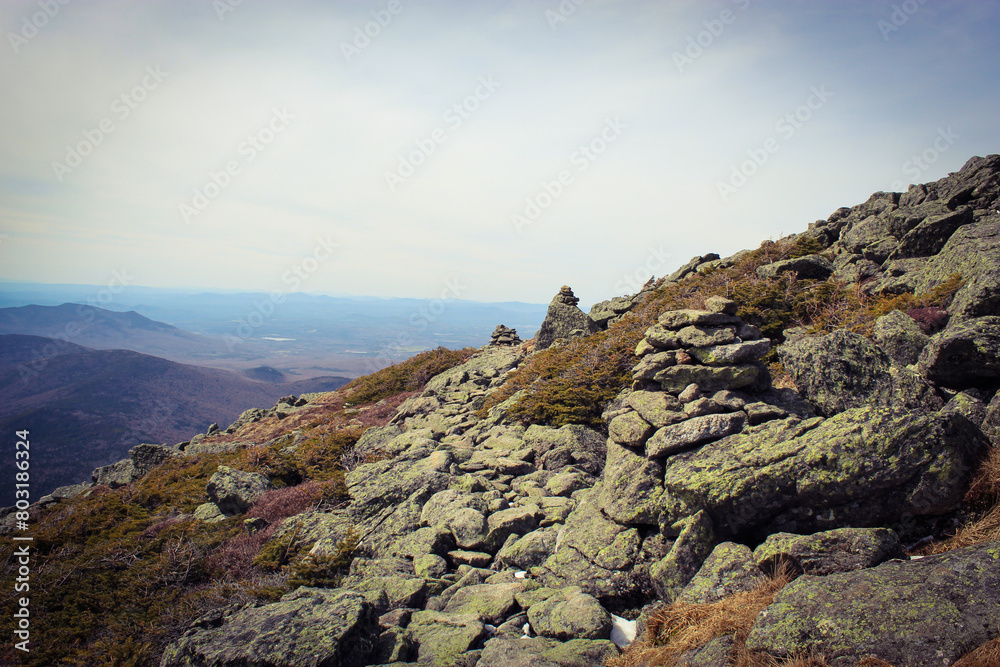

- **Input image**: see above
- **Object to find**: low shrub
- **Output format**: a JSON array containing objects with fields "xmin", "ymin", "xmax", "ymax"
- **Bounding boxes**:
[{"xmin": 343, "ymin": 346, "xmax": 477, "ymax": 405}]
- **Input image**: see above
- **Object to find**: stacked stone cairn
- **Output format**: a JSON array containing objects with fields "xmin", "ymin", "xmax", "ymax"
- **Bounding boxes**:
[
  {"xmin": 489, "ymin": 324, "xmax": 522, "ymax": 347},
  {"xmin": 608, "ymin": 296, "xmax": 787, "ymax": 458},
  {"xmin": 555, "ymin": 285, "xmax": 580, "ymax": 306}
]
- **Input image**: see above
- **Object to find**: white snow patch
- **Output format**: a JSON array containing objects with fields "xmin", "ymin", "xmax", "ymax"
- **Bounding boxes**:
[
  {"xmin": 514, "ymin": 570, "xmax": 527, "ymax": 579},
  {"xmin": 610, "ymin": 614, "xmax": 637, "ymax": 648}
]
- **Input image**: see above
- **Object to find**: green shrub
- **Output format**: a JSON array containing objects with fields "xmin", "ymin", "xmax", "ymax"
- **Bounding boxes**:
[{"xmin": 343, "ymin": 346, "xmax": 476, "ymax": 404}]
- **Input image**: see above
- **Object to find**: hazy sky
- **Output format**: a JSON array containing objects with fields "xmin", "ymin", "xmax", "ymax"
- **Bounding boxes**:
[{"xmin": 1, "ymin": 0, "xmax": 998, "ymax": 306}]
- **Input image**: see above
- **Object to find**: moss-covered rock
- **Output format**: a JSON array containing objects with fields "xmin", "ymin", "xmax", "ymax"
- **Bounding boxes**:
[
  {"xmin": 159, "ymin": 588, "xmax": 377, "ymax": 667},
  {"xmin": 404, "ymin": 610, "xmax": 488, "ymax": 667},
  {"xmin": 526, "ymin": 586, "xmax": 612, "ymax": 641},
  {"xmin": 659, "ymin": 407, "xmax": 988, "ymax": 541},
  {"xmin": 746, "ymin": 540, "xmax": 1000, "ymax": 666},
  {"xmin": 677, "ymin": 541, "xmax": 763, "ymax": 605},
  {"xmin": 752, "ymin": 527, "xmax": 905, "ymax": 576},
  {"xmin": 476, "ymin": 636, "xmax": 618, "ymax": 667}
]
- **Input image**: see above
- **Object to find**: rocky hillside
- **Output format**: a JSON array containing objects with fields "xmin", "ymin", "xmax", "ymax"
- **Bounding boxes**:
[{"xmin": 3, "ymin": 155, "xmax": 1000, "ymax": 666}]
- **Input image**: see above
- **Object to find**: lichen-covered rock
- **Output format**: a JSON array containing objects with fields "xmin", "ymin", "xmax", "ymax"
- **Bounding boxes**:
[
  {"xmin": 496, "ymin": 528, "xmax": 557, "ymax": 569},
  {"xmin": 159, "ymin": 588, "xmax": 377, "ymax": 667},
  {"xmin": 404, "ymin": 610, "xmax": 488, "ymax": 667},
  {"xmin": 756, "ymin": 254, "xmax": 834, "ymax": 280},
  {"xmin": 779, "ymin": 329, "xmax": 941, "ymax": 416},
  {"xmin": 752, "ymin": 527, "xmax": 905, "ymax": 576},
  {"xmin": 476, "ymin": 636, "xmax": 618, "ymax": 667},
  {"xmin": 523, "ymin": 424, "xmax": 607, "ymax": 475},
  {"xmin": 659, "ymin": 407, "xmax": 988, "ymax": 540},
  {"xmin": 917, "ymin": 315, "xmax": 1000, "ymax": 388},
  {"xmin": 650, "ymin": 510, "xmax": 716, "ymax": 601},
  {"xmin": 535, "ymin": 487, "xmax": 644, "ymax": 604},
  {"xmin": 657, "ymin": 309, "xmax": 741, "ymax": 329},
  {"xmin": 627, "ymin": 390, "xmax": 684, "ymax": 427},
  {"xmin": 535, "ymin": 286, "xmax": 599, "ymax": 351},
  {"xmin": 598, "ymin": 440, "xmax": 664, "ymax": 525},
  {"xmin": 443, "ymin": 583, "xmax": 525, "ymax": 624},
  {"xmin": 983, "ymin": 391, "xmax": 1000, "ymax": 446},
  {"xmin": 677, "ymin": 541, "xmax": 764, "ymax": 605},
  {"xmin": 689, "ymin": 339, "xmax": 771, "ymax": 366},
  {"xmin": 608, "ymin": 411, "xmax": 654, "ymax": 447},
  {"xmin": 872, "ymin": 310, "xmax": 930, "ymax": 366},
  {"xmin": 655, "ymin": 364, "xmax": 759, "ymax": 394},
  {"xmin": 206, "ymin": 466, "xmax": 273, "ymax": 516},
  {"xmin": 527, "ymin": 586, "xmax": 612, "ymax": 641},
  {"xmin": 746, "ymin": 541, "xmax": 1000, "ymax": 666},
  {"xmin": 646, "ymin": 412, "xmax": 747, "ymax": 458}
]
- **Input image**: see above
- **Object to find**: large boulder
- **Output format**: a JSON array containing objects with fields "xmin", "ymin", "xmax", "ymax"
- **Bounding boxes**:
[
  {"xmin": 523, "ymin": 424, "xmax": 606, "ymax": 476},
  {"xmin": 913, "ymin": 216, "xmax": 1000, "ymax": 321},
  {"xmin": 160, "ymin": 588, "xmax": 377, "ymax": 667},
  {"xmin": 872, "ymin": 310, "xmax": 930, "ymax": 366},
  {"xmin": 779, "ymin": 329, "xmax": 941, "ymax": 416},
  {"xmin": 752, "ymin": 527, "xmax": 906, "ymax": 576},
  {"xmin": 659, "ymin": 407, "xmax": 988, "ymax": 541},
  {"xmin": 527, "ymin": 586, "xmax": 612, "ymax": 641},
  {"xmin": 535, "ymin": 286, "xmax": 599, "ymax": 351},
  {"xmin": 746, "ymin": 541, "xmax": 1000, "ymax": 666},
  {"xmin": 756, "ymin": 254, "xmax": 834, "ymax": 280},
  {"xmin": 676, "ymin": 541, "xmax": 764, "ymax": 605},
  {"xmin": 206, "ymin": 466, "xmax": 273, "ymax": 516},
  {"xmin": 534, "ymin": 487, "xmax": 644, "ymax": 605},
  {"xmin": 917, "ymin": 316, "xmax": 1000, "ymax": 388},
  {"xmin": 476, "ymin": 636, "xmax": 618, "ymax": 667},
  {"xmin": 404, "ymin": 610, "xmax": 488, "ymax": 667}
]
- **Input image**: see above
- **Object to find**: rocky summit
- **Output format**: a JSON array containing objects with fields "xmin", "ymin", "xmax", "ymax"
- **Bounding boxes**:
[{"xmin": 7, "ymin": 155, "xmax": 1000, "ymax": 667}]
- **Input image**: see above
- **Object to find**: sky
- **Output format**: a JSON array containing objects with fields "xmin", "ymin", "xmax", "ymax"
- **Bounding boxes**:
[{"xmin": 1, "ymin": 0, "xmax": 998, "ymax": 306}]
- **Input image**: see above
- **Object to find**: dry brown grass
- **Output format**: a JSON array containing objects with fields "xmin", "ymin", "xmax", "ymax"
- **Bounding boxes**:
[
  {"xmin": 952, "ymin": 637, "xmax": 1000, "ymax": 667},
  {"xmin": 607, "ymin": 566, "xmax": 793, "ymax": 667}
]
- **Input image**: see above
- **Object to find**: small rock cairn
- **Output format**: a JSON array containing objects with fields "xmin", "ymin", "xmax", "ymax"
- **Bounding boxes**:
[
  {"xmin": 608, "ymin": 296, "xmax": 785, "ymax": 457},
  {"xmin": 489, "ymin": 324, "xmax": 522, "ymax": 347},
  {"xmin": 555, "ymin": 285, "xmax": 580, "ymax": 306}
]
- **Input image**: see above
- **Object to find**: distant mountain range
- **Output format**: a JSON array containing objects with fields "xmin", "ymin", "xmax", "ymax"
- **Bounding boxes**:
[{"xmin": 0, "ymin": 333, "xmax": 349, "ymax": 501}]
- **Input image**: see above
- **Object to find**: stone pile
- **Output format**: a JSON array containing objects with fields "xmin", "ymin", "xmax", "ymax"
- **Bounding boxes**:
[
  {"xmin": 607, "ymin": 296, "xmax": 784, "ymax": 462},
  {"xmin": 534, "ymin": 286, "xmax": 599, "ymax": 351},
  {"xmin": 488, "ymin": 325, "xmax": 521, "ymax": 347}
]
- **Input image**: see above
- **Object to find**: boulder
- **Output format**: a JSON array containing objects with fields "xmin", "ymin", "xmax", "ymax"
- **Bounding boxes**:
[
  {"xmin": 752, "ymin": 527, "xmax": 906, "ymax": 576},
  {"xmin": 666, "ymin": 254, "xmax": 720, "ymax": 282},
  {"xmin": 649, "ymin": 511, "xmax": 716, "ymax": 601},
  {"xmin": 655, "ymin": 364, "xmax": 759, "ymax": 394},
  {"xmin": 598, "ymin": 441, "xmax": 664, "ymax": 525},
  {"xmin": 917, "ymin": 316, "xmax": 1000, "ymax": 388},
  {"xmin": 659, "ymin": 407, "xmax": 988, "ymax": 541},
  {"xmin": 677, "ymin": 541, "xmax": 764, "ymax": 605},
  {"xmin": 746, "ymin": 541, "xmax": 1000, "ymax": 667},
  {"xmin": 889, "ymin": 206, "xmax": 974, "ymax": 258},
  {"xmin": 535, "ymin": 286, "xmax": 599, "ymax": 351},
  {"xmin": 688, "ymin": 339, "xmax": 771, "ymax": 366},
  {"xmin": 608, "ymin": 411, "xmax": 654, "ymax": 447},
  {"xmin": 779, "ymin": 329, "xmax": 941, "ymax": 416},
  {"xmin": 159, "ymin": 588, "xmax": 377, "ymax": 667},
  {"xmin": 523, "ymin": 424, "xmax": 607, "ymax": 476},
  {"xmin": 476, "ymin": 636, "xmax": 618, "ymax": 667},
  {"xmin": 496, "ymin": 529, "xmax": 557, "ymax": 569},
  {"xmin": 527, "ymin": 586, "xmax": 612, "ymax": 641},
  {"xmin": 206, "ymin": 466, "xmax": 273, "ymax": 516},
  {"xmin": 983, "ymin": 391, "xmax": 1000, "ymax": 446},
  {"xmin": 872, "ymin": 310, "xmax": 930, "ymax": 366},
  {"xmin": 405, "ymin": 610, "xmax": 488, "ymax": 667},
  {"xmin": 535, "ymin": 487, "xmax": 644, "ymax": 604},
  {"xmin": 756, "ymin": 254, "xmax": 834, "ymax": 280},
  {"xmin": 627, "ymin": 390, "xmax": 684, "ymax": 428},
  {"xmin": 646, "ymin": 412, "xmax": 747, "ymax": 458},
  {"xmin": 443, "ymin": 583, "xmax": 524, "ymax": 624}
]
